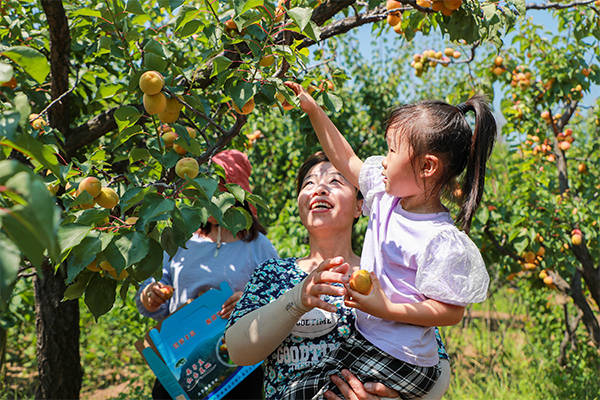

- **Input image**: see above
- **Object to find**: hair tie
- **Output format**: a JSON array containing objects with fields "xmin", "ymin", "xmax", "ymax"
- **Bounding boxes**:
[{"xmin": 457, "ymin": 103, "xmax": 474, "ymax": 115}]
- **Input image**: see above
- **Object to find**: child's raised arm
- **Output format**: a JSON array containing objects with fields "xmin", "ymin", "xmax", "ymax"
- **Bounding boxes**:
[{"xmin": 284, "ymin": 81, "xmax": 363, "ymax": 188}]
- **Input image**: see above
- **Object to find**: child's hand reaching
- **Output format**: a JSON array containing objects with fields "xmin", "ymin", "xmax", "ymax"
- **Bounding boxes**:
[
  {"xmin": 343, "ymin": 272, "xmax": 393, "ymax": 319},
  {"xmin": 284, "ymin": 81, "xmax": 320, "ymax": 114}
]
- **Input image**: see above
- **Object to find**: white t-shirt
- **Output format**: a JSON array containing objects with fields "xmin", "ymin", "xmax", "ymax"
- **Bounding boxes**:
[{"xmin": 357, "ymin": 156, "xmax": 489, "ymax": 366}]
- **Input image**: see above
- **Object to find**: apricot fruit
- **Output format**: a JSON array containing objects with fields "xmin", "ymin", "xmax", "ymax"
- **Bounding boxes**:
[
  {"xmin": 94, "ymin": 187, "xmax": 119, "ymax": 209},
  {"xmin": 139, "ymin": 71, "xmax": 164, "ymax": 95},
  {"xmin": 158, "ymin": 96, "xmax": 183, "ymax": 123},
  {"xmin": 143, "ymin": 92, "xmax": 167, "ymax": 115},
  {"xmin": 78, "ymin": 177, "xmax": 102, "ymax": 198},
  {"xmin": 232, "ymin": 97, "xmax": 255, "ymax": 115},
  {"xmin": 175, "ymin": 157, "xmax": 199, "ymax": 179},
  {"xmin": 349, "ymin": 269, "xmax": 373, "ymax": 295}
]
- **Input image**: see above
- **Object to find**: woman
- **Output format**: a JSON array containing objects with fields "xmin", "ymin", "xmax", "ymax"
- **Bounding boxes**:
[
  {"xmin": 225, "ymin": 152, "xmax": 450, "ymax": 399},
  {"xmin": 137, "ymin": 149, "xmax": 278, "ymax": 399}
]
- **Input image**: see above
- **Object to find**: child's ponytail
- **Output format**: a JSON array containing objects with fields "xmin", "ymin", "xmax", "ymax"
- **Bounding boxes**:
[{"xmin": 455, "ymin": 95, "xmax": 496, "ymax": 233}]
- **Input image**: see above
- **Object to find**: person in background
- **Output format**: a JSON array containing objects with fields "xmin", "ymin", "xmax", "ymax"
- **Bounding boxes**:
[{"xmin": 137, "ymin": 149, "xmax": 278, "ymax": 400}]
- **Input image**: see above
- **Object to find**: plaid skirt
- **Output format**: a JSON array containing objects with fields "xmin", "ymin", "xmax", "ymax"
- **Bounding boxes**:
[{"xmin": 283, "ymin": 330, "xmax": 440, "ymax": 400}]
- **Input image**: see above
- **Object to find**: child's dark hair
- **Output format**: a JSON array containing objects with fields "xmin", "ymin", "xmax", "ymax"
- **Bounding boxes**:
[{"xmin": 385, "ymin": 95, "xmax": 496, "ymax": 233}]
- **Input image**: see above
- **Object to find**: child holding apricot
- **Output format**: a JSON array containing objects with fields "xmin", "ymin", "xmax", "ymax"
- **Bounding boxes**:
[{"xmin": 282, "ymin": 81, "xmax": 496, "ymax": 399}]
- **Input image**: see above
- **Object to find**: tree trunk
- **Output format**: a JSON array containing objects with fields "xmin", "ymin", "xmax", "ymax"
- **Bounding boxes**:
[{"xmin": 34, "ymin": 261, "xmax": 82, "ymax": 399}]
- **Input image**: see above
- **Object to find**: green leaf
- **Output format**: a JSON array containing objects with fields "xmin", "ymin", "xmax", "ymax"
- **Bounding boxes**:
[
  {"xmin": 223, "ymin": 207, "xmax": 251, "ymax": 237},
  {"xmin": 84, "ymin": 274, "xmax": 117, "ymax": 319},
  {"xmin": 143, "ymin": 52, "xmax": 167, "ymax": 71},
  {"xmin": 0, "ymin": 112, "xmax": 19, "ymax": 138},
  {"xmin": 302, "ymin": 21, "xmax": 320, "ymax": 42},
  {"xmin": 125, "ymin": 0, "xmax": 145, "ymax": 15},
  {"xmin": 236, "ymin": 0, "xmax": 264, "ymax": 14},
  {"xmin": 114, "ymin": 106, "xmax": 141, "ymax": 132},
  {"xmin": 246, "ymin": 193, "xmax": 269, "ymax": 212},
  {"xmin": 58, "ymin": 224, "xmax": 93, "ymax": 255},
  {"xmin": 230, "ymin": 81, "xmax": 257, "ymax": 109},
  {"xmin": 139, "ymin": 194, "xmax": 175, "ymax": 229},
  {"xmin": 0, "ymin": 233, "xmax": 21, "ymax": 312},
  {"xmin": 63, "ymin": 276, "xmax": 90, "ymax": 301},
  {"xmin": 1, "ymin": 46, "xmax": 50, "ymax": 84},
  {"xmin": 160, "ymin": 226, "xmax": 178, "ymax": 258},
  {"xmin": 212, "ymin": 55, "xmax": 233, "ymax": 76},
  {"xmin": 287, "ymin": 7, "xmax": 312, "ymax": 31},
  {"xmin": 71, "ymin": 8, "xmax": 102, "ymax": 17},
  {"xmin": 0, "ymin": 130, "xmax": 61, "ymax": 178},
  {"xmin": 114, "ymin": 231, "xmax": 150, "ymax": 267},
  {"xmin": 143, "ymin": 39, "xmax": 166, "ymax": 57},
  {"xmin": 322, "ymin": 92, "xmax": 343, "ymax": 113},
  {"xmin": 188, "ymin": 177, "xmax": 218, "ymax": 199},
  {"xmin": 66, "ymin": 236, "xmax": 102, "ymax": 284},
  {"xmin": 132, "ymin": 239, "xmax": 164, "ymax": 281},
  {"xmin": 224, "ymin": 183, "xmax": 246, "ymax": 204}
]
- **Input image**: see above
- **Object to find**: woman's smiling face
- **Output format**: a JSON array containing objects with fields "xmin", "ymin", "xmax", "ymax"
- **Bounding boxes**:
[{"xmin": 297, "ymin": 161, "xmax": 362, "ymax": 232}]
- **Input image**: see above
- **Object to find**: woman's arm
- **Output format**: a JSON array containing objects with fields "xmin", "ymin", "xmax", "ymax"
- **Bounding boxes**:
[
  {"xmin": 344, "ymin": 272, "xmax": 465, "ymax": 326},
  {"xmin": 284, "ymin": 82, "xmax": 363, "ymax": 188},
  {"xmin": 225, "ymin": 282, "xmax": 309, "ymax": 365}
]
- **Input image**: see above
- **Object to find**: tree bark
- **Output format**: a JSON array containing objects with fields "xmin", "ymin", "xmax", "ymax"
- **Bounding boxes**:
[
  {"xmin": 34, "ymin": 262, "xmax": 82, "ymax": 400},
  {"xmin": 40, "ymin": 0, "xmax": 71, "ymax": 136}
]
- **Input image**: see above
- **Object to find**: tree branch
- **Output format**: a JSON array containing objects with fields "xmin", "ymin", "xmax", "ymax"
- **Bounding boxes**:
[{"xmin": 526, "ymin": 0, "xmax": 594, "ymax": 10}]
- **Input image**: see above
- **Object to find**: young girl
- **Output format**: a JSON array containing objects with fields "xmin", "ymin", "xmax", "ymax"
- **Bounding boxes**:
[{"xmin": 282, "ymin": 82, "xmax": 496, "ymax": 399}]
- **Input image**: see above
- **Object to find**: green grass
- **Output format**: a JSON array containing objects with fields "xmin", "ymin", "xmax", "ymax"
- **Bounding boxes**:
[{"xmin": 1, "ymin": 284, "xmax": 599, "ymax": 399}]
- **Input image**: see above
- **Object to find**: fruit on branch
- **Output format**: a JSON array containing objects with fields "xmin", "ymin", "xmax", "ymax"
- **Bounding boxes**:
[
  {"xmin": 175, "ymin": 157, "xmax": 199, "ymax": 179},
  {"xmin": 259, "ymin": 54, "xmax": 275, "ymax": 67},
  {"xmin": 275, "ymin": 92, "xmax": 294, "ymax": 111},
  {"xmin": 94, "ymin": 187, "xmax": 119, "ymax": 209},
  {"xmin": 558, "ymin": 141, "xmax": 571, "ymax": 151},
  {"xmin": 143, "ymin": 92, "xmax": 167, "ymax": 115},
  {"xmin": 386, "ymin": 0, "xmax": 403, "ymax": 11},
  {"xmin": 349, "ymin": 269, "xmax": 373, "ymax": 295},
  {"xmin": 523, "ymin": 263, "xmax": 537, "ymax": 271},
  {"xmin": 161, "ymin": 130, "xmax": 178, "ymax": 148},
  {"xmin": 186, "ymin": 127, "xmax": 197, "ymax": 139},
  {"xmin": 100, "ymin": 260, "xmax": 128, "ymax": 280},
  {"xmin": 577, "ymin": 163, "xmax": 587, "ymax": 174},
  {"xmin": 125, "ymin": 216, "xmax": 138, "ymax": 225},
  {"xmin": 78, "ymin": 177, "xmax": 102, "ymax": 198},
  {"xmin": 392, "ymin": 22, "xmax": 403, "ymax": 34},
  {"xmin": 139, "ymin": 71, "xmax": 164, "ymax": 95},
  {"xmin": 224, "ymin": 18, "xmax": 239, "ymax": 36},
  {"xmin": 1, "ymin": 76, "xmax": 17, "ymax": 89},
  {"xmin": 246, "ymin": 129, "xmax": 263, "ymax": 146},
  {"xmin": 494, "ymin": 56, "xmax": 504, "ymax": 66},
  {"xmin": 416, "ymin": 0, "xmax": 433, "ymax": 7},
  {"xmin": 29, "ymin": 113, "xmax": 47, "ymax": 130},
  {"xmin": 387, "ymin": 12, "xmax": 402, "ymax": 27},
  {"xmin": 319, "ymin": 79, "xmax": 334, "ymax": 91},
  {"xmin": 232, "ymin": 97, "xmax": 255, "ymax": 115},
  {"xmin": 86, "ymin": 260, "xmax": 102, "ymax": 272},
  {"xmin": 173, "ymin": 143, "xmax": 188, "ymax": 155},
  {"xmin": 523, "ymin": 251, "xmax": 536, "ymax": 263},
  {"xmin": 543, "ymin": 275, "xmax": 553, "ymax": 285},
  {"xmin": 158, "ymin": 96, "xmax": 183, "ymax": 123},
  {"xmin": 571, "ymin": 229, "xmax": 582, "ymax": 246}
]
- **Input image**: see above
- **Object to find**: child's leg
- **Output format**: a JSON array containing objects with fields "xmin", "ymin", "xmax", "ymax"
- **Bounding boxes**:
[{"xmin": 285, "ymin": 331, "xmax": 440, "ymax": 400}]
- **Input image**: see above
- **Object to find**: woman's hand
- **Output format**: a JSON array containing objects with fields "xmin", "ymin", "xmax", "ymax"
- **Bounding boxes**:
[
  {"xmin": 343, "ymin": 272, "xmax": 392, "ymax": 319},
  {"xmin": 325, "ymin": 369, "xmax": 400, "ymax": 400},
  {"xmin": 140, "ymin": 282, "xmax": 173, "ymax": 312},
  {"xmin": 301, "ymin": 257, "xmax": 350, "ymax": 313},
  {"xmin": 284, "ymin": 81, "xmax": 320, "ymax": 114},
  {"xmin": 218, "ymin": 291, "xmax": 243, "ymax": 319}
]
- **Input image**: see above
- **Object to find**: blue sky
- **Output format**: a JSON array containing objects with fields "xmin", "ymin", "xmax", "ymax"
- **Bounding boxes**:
[{"xmin": 354, "ymin": 10, "xmax": 598, "ymax": 109}]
